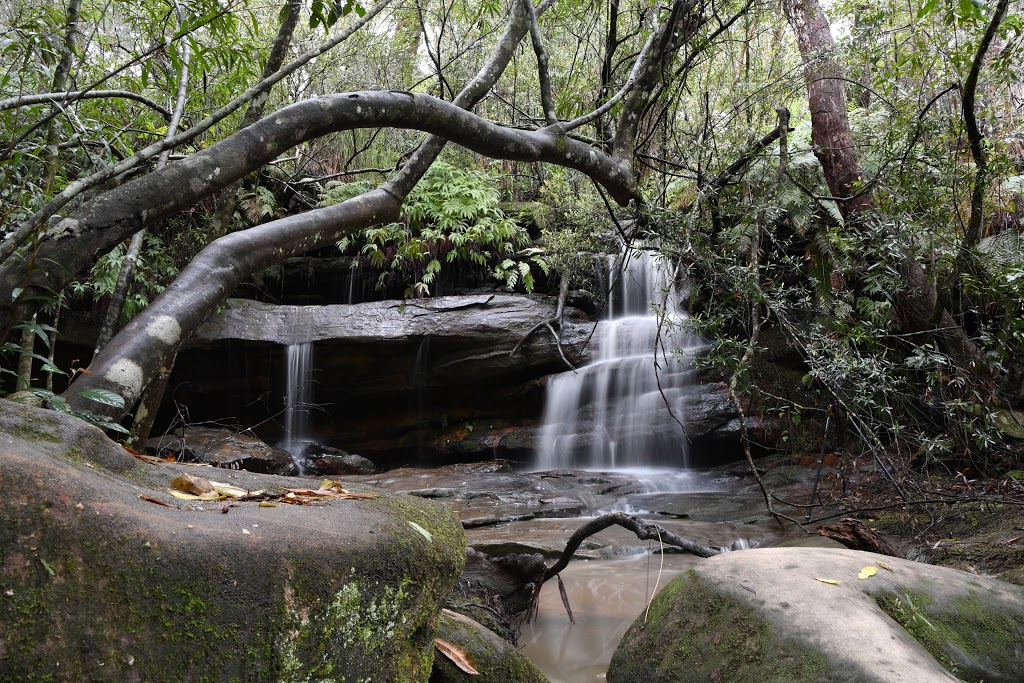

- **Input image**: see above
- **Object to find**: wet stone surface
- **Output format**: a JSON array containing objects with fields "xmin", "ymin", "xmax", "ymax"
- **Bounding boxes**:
[{"xmin": 345, "ymin": 457, "xmax": 830, "ymax": 558}]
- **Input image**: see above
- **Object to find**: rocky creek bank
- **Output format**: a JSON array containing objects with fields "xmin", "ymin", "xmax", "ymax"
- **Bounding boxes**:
[{"xmin": 5, "ymin": 401, "xmax": 1024, "ymax": 682}]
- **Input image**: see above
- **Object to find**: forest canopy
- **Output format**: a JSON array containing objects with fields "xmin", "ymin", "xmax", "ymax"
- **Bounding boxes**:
[{"xmin": 1, "ymin": 0, "xmax": 1022, "ymax": 470}]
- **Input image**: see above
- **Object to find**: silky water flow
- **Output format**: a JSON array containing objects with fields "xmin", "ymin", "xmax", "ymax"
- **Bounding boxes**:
[
  {"xmin": 280, "ymin": 341, "xmax": 315, "ymax": 472},
  {"xmin": 520, "ymin": 248, "xmax": 754, "ymax": 683},
  {"xmin": 535, "ymin": 248, "xmax": 703, "ymax": 470}
]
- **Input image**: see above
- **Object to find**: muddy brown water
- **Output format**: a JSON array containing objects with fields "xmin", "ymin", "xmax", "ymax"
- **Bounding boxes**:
[{"xmin": 515, "ymin": 524, "xmax": 780, "ymax": 682}]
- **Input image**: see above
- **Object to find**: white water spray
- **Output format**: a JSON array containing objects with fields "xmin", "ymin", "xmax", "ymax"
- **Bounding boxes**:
[
  {"xmin": 281, "ymin": 342, "xmax": 315, "ymax": 469},
  {"xmin": 535, "ymin": 249, "xmax": 703, "ymax": 470}
]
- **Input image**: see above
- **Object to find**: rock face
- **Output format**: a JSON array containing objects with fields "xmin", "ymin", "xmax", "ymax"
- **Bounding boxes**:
[
  {"xmin": 145, "ymin": 426, "xmax": 296, "ymax": 475},
  {"xmin": 152, "ymin": 294, "xmax": 747, "ymax": 466},
  {"xmin": 608, "ymin": 547, "xmax": 1024, "ymax": 683},
  {"xmin": 0, "ymin": 402, "xmax": 465, "ymax": 682},
  {"xmin": 155, "ymin": 294, "xmax": 593, "ymax": 465}
]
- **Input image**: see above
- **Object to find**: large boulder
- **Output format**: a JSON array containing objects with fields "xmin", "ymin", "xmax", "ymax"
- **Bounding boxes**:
[
  {"xmin": 608, "ymin": 547, "xmax": 1024, "ymax": 683},
  {"xmin": 0, "ymin": 402, "xmax": 465, "ymax": 682}
]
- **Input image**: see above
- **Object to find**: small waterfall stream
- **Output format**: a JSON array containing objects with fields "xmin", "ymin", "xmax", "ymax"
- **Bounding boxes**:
[
  {"xmin": 280, "ymin": 342, "xmax": 315, "ymax": 469},
  {"xmin": 535, "ymin": 249, "xmax": 703, "ymax": 470}
]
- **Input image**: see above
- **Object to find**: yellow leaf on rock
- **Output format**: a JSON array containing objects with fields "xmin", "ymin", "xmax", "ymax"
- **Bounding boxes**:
[
  {"xmin": 169, "ymin": 489, "xmax": 220, "ymax": 501},
  {"xmin": 209, "ymin": 482, "xmax": 258, "ymax": 498},
  {"xmin": 408, "ymin": 521, "xmax": 433, "ymax": 542},
  {"xmin": 815, "ymin": 578, "xmax": 842, "ymax": 585},
  {"xmin": 858, "ymin": 566, "xmax": 879, "ymax": 580},
  {"xmin": 434, "ymin": 637, "xmax": 479, "ymax": 675},
  {"xmin": 877, "ymin": 562, "xmax": 894, "ymax": 572}
]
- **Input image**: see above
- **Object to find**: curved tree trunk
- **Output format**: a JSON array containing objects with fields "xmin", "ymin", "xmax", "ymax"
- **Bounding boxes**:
[
  {"xmin": 0, "ymin": 92, "xmax": 637, "ymax": 340},
  {"xmin": 59, "ymin": 0, "xmax": 700, "ymax": 421}
]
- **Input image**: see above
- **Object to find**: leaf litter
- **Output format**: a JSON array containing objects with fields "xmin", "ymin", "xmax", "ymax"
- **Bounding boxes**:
[{"xmin": 167, "ymin": 476, "xmax": 377, "ymax": 505}]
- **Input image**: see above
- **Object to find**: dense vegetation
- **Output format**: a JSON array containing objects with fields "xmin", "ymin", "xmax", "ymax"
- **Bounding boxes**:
[{"xmin": 0, "ymin": 0, "xmax": 1022, "ymax": 479}]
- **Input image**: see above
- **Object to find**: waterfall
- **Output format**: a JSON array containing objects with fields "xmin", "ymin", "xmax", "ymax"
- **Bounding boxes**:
[
  {"xmin": 281, "ymin": 342, "xmax": 315, "ymax": 468},
  {"xmin": 535, "ymin": 249, "xmax": 702, "ymax": 470}
]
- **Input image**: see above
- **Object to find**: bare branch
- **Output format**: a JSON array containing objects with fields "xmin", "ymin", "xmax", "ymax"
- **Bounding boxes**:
[
  {"xmin": 524, "ymin": 0, "xmax": 557, "ymax": 125},
  {"xmin": 0, "ymin": 91, "xmax": 172, "ymax": 120},
  {"xmin": 542, "ymin": 513, "xmax": 721, "ymax": 584}
]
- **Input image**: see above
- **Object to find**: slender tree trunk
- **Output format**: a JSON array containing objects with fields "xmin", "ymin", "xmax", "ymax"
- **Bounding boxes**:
[
  {"xmin": 595, "ymin": 0, "xmax": 620, "ymax": 146},
  {"xmin": 207, "ymin": 0, "xmax": 303, "ymax": 241},
  {"xmin": 40, "ymin": 0, "xmax": 83, "ymax": 190},
  {"xmin": 782, "ymin": 0, "xmax": 979, "ymax": 367},
  {"xmin": 15, "ymin": 317, "xmax": 35, "ymax": 392},
  {"xmin": 14, "ymin": 0, "xmax": 81, "ymax": 392},
  {"xmin": 93, "ymin": 5, "xmax": 194, "ymax": 357},
  {"xmin": 45, "ymin": 295, "xmax": 63, "ymax": 393}
]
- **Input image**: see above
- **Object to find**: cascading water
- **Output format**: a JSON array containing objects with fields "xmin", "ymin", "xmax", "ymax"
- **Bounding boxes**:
[
  {"xmin": 535, "ymin": 248, "xmax": 703, "ymax": 470},
  {"xmin": 280, "ymin": 342, "xmax": 315, "ymax": 469}
]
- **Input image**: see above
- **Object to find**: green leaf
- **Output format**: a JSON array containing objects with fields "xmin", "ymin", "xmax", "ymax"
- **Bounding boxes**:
[
  {"xmin": 75, "ymin": 388, "xmax": 126, "ymax": 408},
  {"xmin": 92, "ymin": 419, "xmax": 130, "ymax": 434},
  {"xmin": 408, "ymin": 521, "xmax": 433, "ymax": 542},
  {"xmin": 916, "ymin": 0, "xmax": 938, "ymax": 19},
  {"xmin": 40, "ymin": 362, "xmax": 67, "ymax": 375}
]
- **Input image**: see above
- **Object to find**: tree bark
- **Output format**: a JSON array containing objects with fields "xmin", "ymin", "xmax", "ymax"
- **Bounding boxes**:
[
  {"xmin": 782, "ymin": 0, "xmax": 871, "ymax": 217},
  {"xmin": 783, "ymin": 0, "xmax": 979, "ymax": 367}
]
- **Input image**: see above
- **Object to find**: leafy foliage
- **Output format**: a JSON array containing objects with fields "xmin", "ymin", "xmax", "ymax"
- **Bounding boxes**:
[
  {"xmin": 324, "ymin": 162, "xmax": 540, "ymax": 297},
  {"xmin": 69, "ymin": 234, "xmax": 179, "ymax": 323}
]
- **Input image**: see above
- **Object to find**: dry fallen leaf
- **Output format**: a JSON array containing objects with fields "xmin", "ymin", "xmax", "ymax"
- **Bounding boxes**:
[
  {"xmin": 434, "ymin": 637, "xmax": 479, "ymax": 675},
  {"xmin": 171, "ymin": 474, "xmax": 214, "ymax": 495},
  {"xmin": 877, "ymin": 562, "xmax": 894, "ymax": 572},
  {"xmin": 168, "ymin": 478, "xmax": 263, "ymax": 501},
  {"xmin": 815, "ymin": 578, "xmax": 842, "ymax": 585},
  {"xmin": 858, "ymin": 566, "xmax": 879, "ymax": 580},
  {"xmin": 281, "ymin": 482, "xmax": 377, "ymax": 502},
  {"xmin": 169, "ymin": 490, "xmax": 215, "ymax": 501}
]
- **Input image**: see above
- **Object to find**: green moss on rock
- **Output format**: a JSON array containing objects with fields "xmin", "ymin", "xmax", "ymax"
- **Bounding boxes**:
[
  {"xmin": 876, "ymin": 589, "xmax": 1024, "ymax": 683},
  {"xmin": 430, "ymin": 610, "xmax": 548, "ymax": 683},
  {"xmin": 607, "ymin": 570, "xmax": 838, "ymax": 683}
]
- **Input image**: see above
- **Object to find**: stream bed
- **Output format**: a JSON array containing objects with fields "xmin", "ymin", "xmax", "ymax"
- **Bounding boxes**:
[{"xmin": 349, "ymin": 462, "xmax": 812, "ymax": 681}]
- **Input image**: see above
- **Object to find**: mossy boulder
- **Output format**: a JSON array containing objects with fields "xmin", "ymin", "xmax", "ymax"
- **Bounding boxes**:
[
  {"xmin": 608, "ymin": 547, "xmax": 1024, "ymax": 683},
  {"xmin": 430, "ymin": 609, "xmax": 549, "ymax": 683},
  {"xmin": 0, "ymin": 402, "xmax": 465, "ymax": 682}
]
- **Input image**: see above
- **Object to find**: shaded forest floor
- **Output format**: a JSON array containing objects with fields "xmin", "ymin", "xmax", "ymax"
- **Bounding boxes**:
[{"xmin": 766, "ymin": 450, "xmax": 1024, "ymax": 585}]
